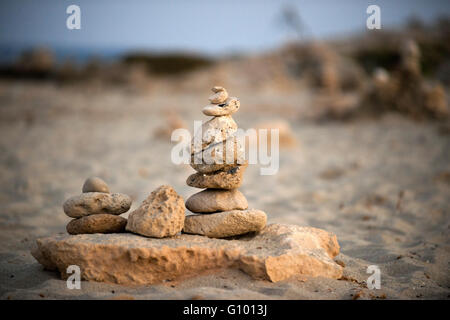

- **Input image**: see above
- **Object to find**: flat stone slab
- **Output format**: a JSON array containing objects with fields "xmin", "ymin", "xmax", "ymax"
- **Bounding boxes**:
[{"xmin": 31, "ymin": 223, "xmax": 343, "ymax": 285}]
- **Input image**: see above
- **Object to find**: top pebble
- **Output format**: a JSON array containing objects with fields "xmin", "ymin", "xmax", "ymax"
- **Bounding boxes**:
[
  {"xmin": 82, "ymin": 177, "xmax": 110, "ymax": 193},
  {"xmin": 208, "ymin": 86, "xmax": 228, "ymax": 104}
]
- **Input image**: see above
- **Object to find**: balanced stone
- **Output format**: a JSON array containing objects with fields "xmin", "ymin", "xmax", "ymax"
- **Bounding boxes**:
[
  {"xmin": 186, "ymin": 189, "xmax": 248, "ymax": 213},
  {"xmin": 191, "ymin": 136, "xmax": 245, "ymax": 173},
  {"xmin": 190, "ymin": 162, "xmax": 240, "ymax": 174},
  {"xmin": 186, "ymin": 164, "xmax": 247, "ymax": 189},
  {"xmin": 63, "ymin": 193, "xmax": 132, "ymax": 218},
  {"xmin": 66, "ymin": 214, "xmax": 127, "ymax": 235},
  {"xmin": 82, "ymin": 176, "xmax": 109, "ymax": 193},
  {"xmin": 191, "ymin": 115, "xmax": 237, "ymax": 154},
  {"xmin": 126, "ymin": 185, "xmax": 185, "ymax": 238},
  {"xmin": 208, "ymin": 86, "xmax": 228, "ymax": 104},
  {"xmin": 183, "ymin": 209, "xmax": 267, "ymax": 238},
  {"xmin": 211, "ymin": 86, "xmax": 225, "ymax": 93},
  {"xmin": 202, "ymin": 97, "xmax": 240, "ymax": 117}
]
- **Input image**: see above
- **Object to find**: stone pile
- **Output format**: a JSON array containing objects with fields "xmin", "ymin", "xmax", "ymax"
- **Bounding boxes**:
[
  {"xmin": 183, "ymin": 86, "xmax": 267, "ymax": 238},
  {"xmin": 31, "ymin": 86, "xmax": 344, "ymax": 285},
  {"xmin": 63, "ymin": 177, "xmax": 131, "ymax": 235}
]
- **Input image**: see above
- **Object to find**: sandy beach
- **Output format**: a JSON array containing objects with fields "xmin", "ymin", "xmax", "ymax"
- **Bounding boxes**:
[{"xmin": 0, "ymin": 80, "xmax": 448, "ymax": 299}]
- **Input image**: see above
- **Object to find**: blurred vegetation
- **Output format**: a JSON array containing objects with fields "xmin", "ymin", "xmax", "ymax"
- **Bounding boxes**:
[
  {"xmin": 354, "ymin": 48, "xmax": 400, "ymax": 75},
  {"xmin": 122, "ymin": 52, "xmax": 214, "ymax": 76},
  {"xmin": 351, "ymin": 17, "xmax": 450, "ymax": 78},
  {"xmin": 0, "ymin": 50, "xmax": 215, "ymax": 85}
]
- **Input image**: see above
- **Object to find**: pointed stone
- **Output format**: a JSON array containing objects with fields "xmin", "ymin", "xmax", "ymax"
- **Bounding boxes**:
[{"xmin": 126, "ymin": 185, "xmax": 185, "ymax": 238}]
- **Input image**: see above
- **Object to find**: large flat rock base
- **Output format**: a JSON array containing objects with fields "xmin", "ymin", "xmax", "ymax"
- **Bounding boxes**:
[{"xmin": 31, "ymin": 223, "xmax": 342, "ymax": 285}]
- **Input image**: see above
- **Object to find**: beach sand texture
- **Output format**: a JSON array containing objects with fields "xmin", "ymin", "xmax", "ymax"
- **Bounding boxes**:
[{"xmin": 0, "ymin": 81, "xmax": 448, "ymax": 299}]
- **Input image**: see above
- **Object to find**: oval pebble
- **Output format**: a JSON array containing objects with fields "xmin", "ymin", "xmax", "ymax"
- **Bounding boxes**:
[{"xmin": 63, "ymin": 192, "xmax": 132, "ymax": 218}]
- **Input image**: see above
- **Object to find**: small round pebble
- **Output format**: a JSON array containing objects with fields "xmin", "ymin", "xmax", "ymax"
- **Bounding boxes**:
[
  {"xmin": 211, "ymin": 86, "xmax": 225, "ymax": 93},
  {"xmin": 82, "ymin": 177, "xmax": 110, "ymax": 193}
]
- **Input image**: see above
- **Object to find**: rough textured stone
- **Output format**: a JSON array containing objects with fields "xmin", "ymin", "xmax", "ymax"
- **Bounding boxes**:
[
  {"xmin": 82, "ymin": 176, "xmax": 110, "ymax": 193},
  {"xmin": 202, "ymin": 97, "xmax": 240, "ymax": 117},
  {"xmin": 66, "ymin": 214, "xmax": 127, "ymax": 235},
  {"xmin": 190, "ymin": 162, "xmax": 240, "ymax": 174},
  {"xmin": 186, "ymin": 189, "xmax": 248, "ymax": 213},
  {"xmin": 126, "ymin": 185, "xmax": 185, "ymax": 238},
  {"xmin": 191, "ymin": 115, "xmax": 237, "ymax": 154},
  {"xmin": 186, "ymin": 164, "xmax": 247, "ymax": 189},
  {"xmin": 31, "ymin": 223, "xmax": 342, "ymax": 284},
  {"xmin": 183, "ymin": 209, "xmax": 265, "ymax": 237},
  {"xmin": 63, "ymin": 193, "xmax": 132, "ymax": 218},
  {"xmin": 191, "ymin": 137, "xmax": 245, "ymax": 173}
]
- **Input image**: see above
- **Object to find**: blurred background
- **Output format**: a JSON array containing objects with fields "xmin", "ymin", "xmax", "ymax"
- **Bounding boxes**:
[
  {"xmin": 0, "ymin": 0, "xmax": 449, "ymax": 299},
  {"xmin": 1, "ymin": 0, "xmax": 450, "ymax": 119}
]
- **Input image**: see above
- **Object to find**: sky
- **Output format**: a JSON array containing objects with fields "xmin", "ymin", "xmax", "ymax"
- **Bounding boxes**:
[{"xmin": 0, "ymin": 0, "xmax": 449, "ymax": 56}]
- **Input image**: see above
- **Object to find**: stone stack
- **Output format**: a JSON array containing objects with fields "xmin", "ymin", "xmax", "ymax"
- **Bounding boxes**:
[
  {"xmin": 63, "ymin": 177, "xmax": 131, "ymax": 235},
  {"xmin": 183, "ymin": 86, "xmax": 267, "ymax": 238}
]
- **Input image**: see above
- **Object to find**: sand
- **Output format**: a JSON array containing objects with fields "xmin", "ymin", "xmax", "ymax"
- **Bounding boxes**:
[{"xmin": 0, "ymin": 80, "xmax": 449, "ymax": 299}]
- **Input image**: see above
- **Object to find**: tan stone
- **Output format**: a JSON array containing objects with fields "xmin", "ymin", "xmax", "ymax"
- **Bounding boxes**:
[
  {"xmin": 31, "ymin": 223, "xmax": 342, "ymax": 285},
  {"xmin": 186, "ymin": 189, "xmax": 248, "ymax": 213},
  {"xmin": 191, "ymin": 115, "xmax": 237, "ymax": 154},
  {"xmin": 126, "ymin": 185, "xmax": 185, "ymax": 238},
  {"xmin": 63, "ymin": 193, "xmax": 132, "ymax": 218},
  {"xmin": 190, "ymin": 137, "xmax": 245, "ymax": 173},
  {"xmin": 202, "ymin": 97, "xmax": 240, "ymax": 117},
  {"xmin": 186, "ymin": 164, "xmax": 247, "ymax": 189},
  {"xmin": 66, "ymin": 214, "xmax": 127, "ymax": 235},
  {"xmin": 190, "ymin": 162, "xmax": 240, "ymax": 175},
  {"xmin": 183, "ymin": 209, "xmax": 265, "ymax": 237},
  {"xmin": 208, "ymin": 89, "xmax": 228, "ymax": 104},
  {"xmin": 82, "ymin": 176, "xmax": 110, "ymax": 193},
  {"xmin": 211, "ymin": 86, "xmax": 225, "ymax": 93},
  {"xmin": 30, "ymin": 244, "xmax": 56, "ymax": 271}
]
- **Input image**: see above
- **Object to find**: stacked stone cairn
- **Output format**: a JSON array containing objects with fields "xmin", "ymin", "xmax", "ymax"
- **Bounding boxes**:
[
  {"xmin": 63, "ymin": 177, "xmax": 132, "ymax": 234},
  {"xmin": 33, "ymin": 87, "xmax": 343, "ymax": 283},
  {"xmin": 183, "ymin": 86, "xmax": 267, "ymax": 238}
]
